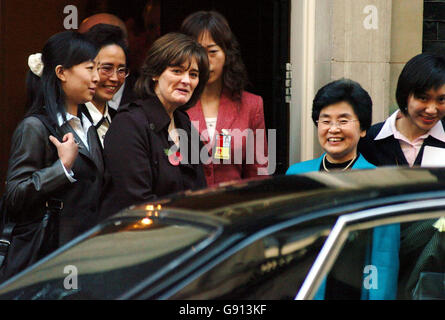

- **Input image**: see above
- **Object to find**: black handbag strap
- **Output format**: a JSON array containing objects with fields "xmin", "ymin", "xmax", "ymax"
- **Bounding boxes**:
[
  {"xmin": 0, "ymin": 111, "xmax": 64, "ymax": 268},
  {"xmin": 0, "ymin": 193, "xmax": 15, "ymax": 268},
  {"xmin": 31, "ymin": 113, "xmax": 63, "ymax": 141},
  {"xmin": 1, "ymin": 113, "xmax": 65, "ymax": 270},
  {"xmin": 0, "ymin": 199, "xmax": 63, "ymax": 269}
]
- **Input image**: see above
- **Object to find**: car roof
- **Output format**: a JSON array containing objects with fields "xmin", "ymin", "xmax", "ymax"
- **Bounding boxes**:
[
  {"xmin": 111, "ymin": 167, "xmax": 445, "ymax": 228},
  {"xmin": 2, "ymin": 167, "xmax": 445, "ymax": 299}
]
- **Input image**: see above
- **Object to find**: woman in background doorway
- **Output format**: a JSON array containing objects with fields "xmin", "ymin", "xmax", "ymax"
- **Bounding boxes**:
[{"xmin": 180, "ymin": 11, "xmax": 269, "ymax": 186}]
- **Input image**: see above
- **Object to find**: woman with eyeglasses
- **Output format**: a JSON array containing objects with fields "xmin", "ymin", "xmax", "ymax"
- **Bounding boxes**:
[
  {"xmin": 3, "ymin": 31, "xmax": 102, "ymax": 277},
  {"xmin": 84, "ymin": 23, "xmax": 129, "ymax": 148},
  {"xmin": 287, "ymin": 78, "xmax": 374, "ymax": 173},
  {"xmin": 286, "ymin": 79, "xmax": 399, "ymax": 300},
  {"xmin": 98, "ymin": 33, "xmax": 209, "ymax": 219}
]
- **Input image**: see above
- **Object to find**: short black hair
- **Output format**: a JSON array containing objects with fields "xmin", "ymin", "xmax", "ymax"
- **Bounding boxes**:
[
  {"xmin": 396, "ymin": 52, "xmax": 445, "ymax": 115},
  {"xmin": 312, "ymin": 78, "xmax": 373, "ymax": 131},
  {"xmin": 84, "ymin": 23, "xmax": 128, "ymax": 64}
]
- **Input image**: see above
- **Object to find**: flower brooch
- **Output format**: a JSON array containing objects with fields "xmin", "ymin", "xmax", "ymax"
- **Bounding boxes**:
[{"xmin": 164, "ymin": 148, "xmax": 183, "ymax": 166}]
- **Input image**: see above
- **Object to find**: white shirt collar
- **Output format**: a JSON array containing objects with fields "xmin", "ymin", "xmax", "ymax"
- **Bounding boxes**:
[
  {"xmin": 56, "ymin": 111, "xmax": 84, "ymax": 127},
  {"xmin": 429, "ymin": 119, "xmax": 445, "ymax": 142},
  {"xmin": 56, "ymin": 110, "xmax": 93, "ymax": 150},
  {"xmin": 374, "ymin": 110, "xmax": 445, "ymax": 143},
  {"xmin": 374, "ymin": 110, "xmax": 399, "ymax": 140},
  {"xmin": 56, "ymin": 110, "xmax": 93, "ymax": 131},
  {"xmin": 108, "ymin": 81, "xmax": 125, "ymax": 110},
  {"xmin": 85, "ymin": 101, "xmax": 111, "ymax": 125}
]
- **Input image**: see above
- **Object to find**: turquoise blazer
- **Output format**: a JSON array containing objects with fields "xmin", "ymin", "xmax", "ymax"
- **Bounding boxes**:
[
  {"xmin": 286, "ymin": 153, "xmax": 400, "ymax": 300},
  {"xmin": 286, "ymin": 153, "xmax": 375, "ymax": 174}
]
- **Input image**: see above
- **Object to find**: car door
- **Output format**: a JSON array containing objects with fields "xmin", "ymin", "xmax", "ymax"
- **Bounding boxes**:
[
  {"xmin": 165, "ymin": 217, "xmax": 335, "ymax": 300},
  {"xmin": 296, "ymin": 198, "xmax": 445, "ymax": 300}
]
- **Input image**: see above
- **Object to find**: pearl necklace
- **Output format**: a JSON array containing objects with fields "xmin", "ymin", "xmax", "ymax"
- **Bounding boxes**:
[{"xmin": 322, "ymin": 154, "xmax": 357, "ymax": 172}]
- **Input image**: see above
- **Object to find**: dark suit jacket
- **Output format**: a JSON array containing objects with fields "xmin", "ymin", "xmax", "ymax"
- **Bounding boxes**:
[
  {"xmin": 100, "ymin": 96, "xmax": 207, "ymax": 219},
  {"xmin": 358, "ymin": 119, "xmax": 445, "ymax": 167},
  {"xmin": 118, "ymin": 73, "xmax": 138, "ymax": 107},
  {"xmin": 5, "ymin": 112, "xmax": 104, "ymax": 245},
  {"xmin": 108, "ymin": 107, "xmax": 117, "ymax": 119}
]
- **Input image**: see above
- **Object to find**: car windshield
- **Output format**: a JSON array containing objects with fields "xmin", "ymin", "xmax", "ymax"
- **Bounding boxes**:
[{"xmin": 0, "ymin": 217, "xmax": 215, "ymax": 299}]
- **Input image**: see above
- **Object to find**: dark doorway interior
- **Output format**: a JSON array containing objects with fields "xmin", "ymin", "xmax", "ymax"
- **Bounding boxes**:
[
  {"xmin": 163, "ymin": 0, "xmax": 291, "ymax": 175},
  {"xmin": 104, "ymin": 0, "xmax": 290, "ymax": 175}
]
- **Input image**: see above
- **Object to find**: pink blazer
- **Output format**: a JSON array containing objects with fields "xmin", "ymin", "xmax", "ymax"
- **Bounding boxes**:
[{"xmin": 187, "ymin": 90, "xmax": 269, "ymax": 186}]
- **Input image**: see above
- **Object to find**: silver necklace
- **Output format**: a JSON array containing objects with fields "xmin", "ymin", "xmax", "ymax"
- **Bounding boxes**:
[{"xmin": 322, "ymin": 154, "xmax": 357, "ymax": 172}]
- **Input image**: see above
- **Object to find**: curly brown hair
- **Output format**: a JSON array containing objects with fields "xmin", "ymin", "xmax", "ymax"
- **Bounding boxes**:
[{"xmin": 180, "ymin": 11, "xmax": 249, "ymax": 102}]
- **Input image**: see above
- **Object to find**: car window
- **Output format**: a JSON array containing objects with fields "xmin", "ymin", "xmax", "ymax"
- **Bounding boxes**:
[
  {"xmin": 299, "ymin": 207, "xmax": 445, "ymax": 300},
  {"xmin": 170, "ymin": 223, "xmax": 331, "ymax": 299},
  {"xmin": 0, "ymin": 218, "xmax": 216, "ymax": 299}
]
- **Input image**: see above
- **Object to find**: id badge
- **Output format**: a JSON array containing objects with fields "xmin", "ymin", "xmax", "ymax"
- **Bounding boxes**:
[{"xmin": 214, "ymin": 130, "xmax": 231, "ymax": 160}]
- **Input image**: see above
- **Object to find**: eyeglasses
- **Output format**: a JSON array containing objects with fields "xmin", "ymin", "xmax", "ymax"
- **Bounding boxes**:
[
  {"xmin": 97, "ymin": 64, "xmax": 129, "ymax": 79},
  {"xmin": 316, "ymin": 119, "xmax": 360, "ymax": 128}
]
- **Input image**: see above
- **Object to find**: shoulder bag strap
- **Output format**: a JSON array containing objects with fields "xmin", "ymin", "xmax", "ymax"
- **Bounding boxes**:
[
  {"xmin": 0, "ymin": 222, "xmax": 15, "ymax": 268},
  {"xmin": 31, "ymin": 113, "xmax": 63, "ymax": 140},
  {"xmin": 0, "ymin": 194, "xmax": 15, "ymax": 268}
]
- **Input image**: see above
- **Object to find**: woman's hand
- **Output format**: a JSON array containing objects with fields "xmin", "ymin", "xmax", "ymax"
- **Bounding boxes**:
[{"xmin": 49, "ymin": 133, "xmax": 78, "ymax": 171}]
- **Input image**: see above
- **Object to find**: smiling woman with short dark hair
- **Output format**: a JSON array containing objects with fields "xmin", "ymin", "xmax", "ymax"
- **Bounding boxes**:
[
  {"xmin": 288, "ymin": 78, "xmax": 374, "ymax": 172},
  {"xmin": 359, "ymin": 52, "xmax": 445, "ymax": 167},
  {"xmin": 286, "ymin": 78, "xmax": 400, "ymax": 301}
]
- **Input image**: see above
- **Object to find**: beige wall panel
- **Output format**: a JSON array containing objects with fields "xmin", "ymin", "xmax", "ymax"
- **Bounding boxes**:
[
  {"xmin": 314, "ymin": 0, "xmax": 332, "ymax": 64},
  {"xmin": 313, "ymin": 61, "xmax": 332, "ymax": 93},
  {"xmin": 331, "ymin": 61, "xmax": 390, "ymax": 124},
  {"xmin": 391, "ymin": 0, "xmax": 423, "ymax": 62},
  {"xmin": 389, "ymin": 62, "xmax": 405, "ymax": 114},
  {"xmin": 332, "ymin": 0, "xmax": 392, "ymax": 63}
]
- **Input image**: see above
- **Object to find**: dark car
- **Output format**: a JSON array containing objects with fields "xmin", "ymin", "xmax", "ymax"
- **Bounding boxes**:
[{"xmin": 0, "ymin": 167, "xmax": 444, "ymax": 300}]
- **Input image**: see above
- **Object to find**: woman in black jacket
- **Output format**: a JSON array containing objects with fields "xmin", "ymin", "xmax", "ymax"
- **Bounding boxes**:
[
  {"xmin": 359, "ymin": 52, "xmax": 445, "ymax": 167},
  {"xmin": 5, "ymin": 31, "xmax": 103, "ymax": 250},
  {"xmin": 100, "ymin": 33, "xmax": 209, "ymax": 219}
]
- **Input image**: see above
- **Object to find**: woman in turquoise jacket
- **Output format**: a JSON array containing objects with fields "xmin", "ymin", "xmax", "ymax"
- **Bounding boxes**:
[{"xmin": 287, "ymin": 79, "xmax": 400, "ymax": 300}]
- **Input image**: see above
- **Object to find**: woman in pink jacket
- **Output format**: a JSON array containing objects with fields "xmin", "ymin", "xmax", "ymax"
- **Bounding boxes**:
[{"xmin": 181, "ymin": 11, "xmax": 269, "ymax": 186}]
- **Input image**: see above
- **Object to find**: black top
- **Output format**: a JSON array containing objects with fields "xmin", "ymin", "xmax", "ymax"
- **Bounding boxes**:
[
  {"xmin": 118, "ymin": 73, "xmax": 138, "ymax": 108},
  {"xmin": 318, "ymin": 156, "xmax": 359, "ymax": 172},
  {"xmin": 99, "ymin": 96, "xmax": 207, "ymax": 219},
  {"xmin": 358, "ymin": 119, "xmax": 445, "ymax": 167}
]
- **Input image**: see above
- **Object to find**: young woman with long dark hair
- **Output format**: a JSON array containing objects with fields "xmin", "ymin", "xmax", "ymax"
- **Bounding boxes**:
[{"xmin": 5, "ymin": 31, "xmax": 103, "ymax": 256}]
